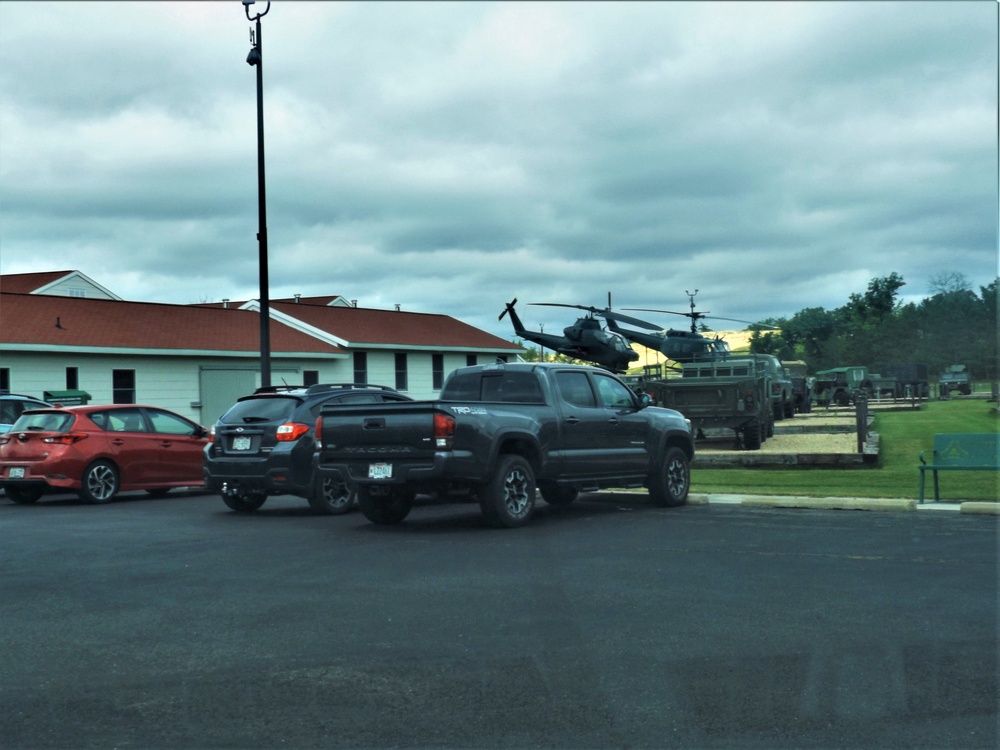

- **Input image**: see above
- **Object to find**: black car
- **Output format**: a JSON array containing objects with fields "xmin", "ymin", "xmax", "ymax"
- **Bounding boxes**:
[{"xmin": 204, "ymin": 383, "xmax": 412, "ymax": 514}]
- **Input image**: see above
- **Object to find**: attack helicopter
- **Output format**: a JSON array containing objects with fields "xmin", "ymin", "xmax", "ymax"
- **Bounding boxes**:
[
  {"xmin": 618, "ymin": 289, "xmax": 775, "ymax": 363},
  {"xmin": 499, "ymin": 297, "xmax": 658, "ymax": 373}
]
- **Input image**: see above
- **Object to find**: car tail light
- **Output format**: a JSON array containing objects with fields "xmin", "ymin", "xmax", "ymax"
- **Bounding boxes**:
[
  {"xmin": 276, "ymin": 422, "xmax": 310, "ymax": 442},
  {"xmin": 208, "ymin": 424, "xmax": 217, "ymax": 441},
  {"xmin": 42, "ymin": 432, "xmax": 89, "ymax": 445},
  {"xmin": 314, "ymin": 416, "xmax": 323, "ymax": 445},
  {"xmin": 433, "ymin": 413, "xmax": 455, "ymax": 450}
]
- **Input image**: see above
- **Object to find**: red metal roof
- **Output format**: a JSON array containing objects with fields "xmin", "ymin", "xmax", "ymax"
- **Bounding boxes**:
[
  {"xmin": 1, "ymin": 293, "xmax": 520, "ymax": 353},
  {"xmin": 268, "ymin": 300, "xmax": 520, "ymax": 349},
  {"xmin": 1, "ymin": 271, "xmax": 76, "ymax": 294},
  {"xmin": 0, "ymin": 293, "xmax": 343, "ymax": 354}
]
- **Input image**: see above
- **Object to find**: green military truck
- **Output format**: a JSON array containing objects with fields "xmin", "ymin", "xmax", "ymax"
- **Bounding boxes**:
[
  {"xmin": 812, "ymin": 366, "xmax": 874, "ymax": 407},
  {"xmin": 939, "ymin": 365, "xmax": 971, "ymax": 396},
  {"xmin": 782, "ymin": 360, "xmax": 812, "ymax": 414},
  {"xmin": 644, "ymin": 356, "xmax": 774, "ymax": 450}
]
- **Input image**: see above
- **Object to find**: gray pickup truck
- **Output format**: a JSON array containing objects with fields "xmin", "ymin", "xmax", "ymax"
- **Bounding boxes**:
[{"xmin": 313, "ymin": 363, "xmax": 695, "ymax": 528}]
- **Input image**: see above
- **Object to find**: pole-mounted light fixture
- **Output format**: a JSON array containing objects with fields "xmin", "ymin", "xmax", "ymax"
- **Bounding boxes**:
[{"xmin": 242, "ymin": 0, "xmax": 272, "ymax": 387}]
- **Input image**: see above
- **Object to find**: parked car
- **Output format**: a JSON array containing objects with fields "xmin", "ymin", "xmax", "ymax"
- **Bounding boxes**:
[
  {"xmin": 204, "ymin": 383, "xmax": 413, "ymax": 514},
  {"xmin": 0, "ymin": 404, "xmax": 209, "ymax": 504},
  {"xmin": 0, "ymin": 393, "xmax": 52, "ymax": 433}
]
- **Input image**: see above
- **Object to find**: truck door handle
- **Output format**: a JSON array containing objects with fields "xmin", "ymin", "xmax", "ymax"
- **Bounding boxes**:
[{"xmin": 565, "ymin": 417, "xmax": 580, "ymax": 425}]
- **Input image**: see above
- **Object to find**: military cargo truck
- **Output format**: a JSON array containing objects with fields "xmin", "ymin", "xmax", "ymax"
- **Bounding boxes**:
[
  {"xmin": 644, "ymin": 357, "xmax": 774, "ymax": 450},
  {"xmin": 882, "ymin": 363, "xmax": 930, "ymax": 399},
  {"xmin": 782, "ymin": 360, "xmax": 812, "ymax": 413}
]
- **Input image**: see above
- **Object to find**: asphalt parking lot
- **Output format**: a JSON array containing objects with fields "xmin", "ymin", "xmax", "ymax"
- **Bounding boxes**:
[{"xmin": 1, "ymin": 489, "xmax": 997, "ymax": 749}]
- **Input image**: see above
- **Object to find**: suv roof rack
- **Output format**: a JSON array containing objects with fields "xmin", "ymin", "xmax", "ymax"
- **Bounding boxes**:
[{"xmin": 251, "ymin": 383, "xmax": 396, "ymax": 395}]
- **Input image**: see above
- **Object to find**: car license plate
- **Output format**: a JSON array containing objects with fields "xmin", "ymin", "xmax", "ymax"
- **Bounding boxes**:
[
  {"xmin": 9, "ymin": 467, "xmax": 24, "ymax": 479},
  {"xmin": 368, "ymin": 463, "xmax": 392, "ymax": 480},
  {"xmin": 232, "ymin": 436, "xmax": 252, "ymax": 451}
]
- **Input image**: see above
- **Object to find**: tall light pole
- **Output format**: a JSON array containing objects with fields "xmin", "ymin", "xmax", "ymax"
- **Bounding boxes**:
[{"xmin": 243, "ymin": 0, "xmax": 271, "ymax": 387}]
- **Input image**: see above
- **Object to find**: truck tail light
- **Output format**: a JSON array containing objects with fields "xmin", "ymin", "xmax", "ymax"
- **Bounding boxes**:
[
  {"xmin": 314, "ymin": 416, "xmax": 323, "ymax": 446},
  {"xmin": 276, "ymin": 423, "xmax": 310, "ymax": 442},
  {"xmin": 433, "ymin": 413, "xmax": 455, "ymax": 450}
]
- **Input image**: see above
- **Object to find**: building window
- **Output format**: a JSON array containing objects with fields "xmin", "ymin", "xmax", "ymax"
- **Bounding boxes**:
[
  {"xmin": 66, "ymin": 367, "xmax": 79, "ymax": 390},
  {"xmin": 466, "ymin": 355, "xmax": 477, "ymax": 367},
  {"xmin": 0, "ymin": 368, "xmax": 8, "ymax": 393},
  {"xmin": 353, "ymin": 352, "xmax": 367, "ymax": 385},
  {"xmin": 497, "ymin": 355, "xmax": 508, "ymax": 363},
  {"xmin": 68, "ymin": 288, "xmax": 86, "ymax": 298},
  {"xmin": 112, "ymin": 369, "xmax": 136, "ymax": 404},
  {"xmin": 432, "ymin": 354, "xmax": 444, "ymax": 390},
  {"xmin": 303, "ymin": 370, "xmax": 319, "ymax": 387},
  {"xmin": 395, "ymin": 353, "xmax": 408, "ymax": 392}
]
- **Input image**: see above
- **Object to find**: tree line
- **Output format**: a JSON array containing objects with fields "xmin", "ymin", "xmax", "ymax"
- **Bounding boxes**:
[{"xmin": 745, "ymin": 272, "xmax": 998, "ymax": 381}]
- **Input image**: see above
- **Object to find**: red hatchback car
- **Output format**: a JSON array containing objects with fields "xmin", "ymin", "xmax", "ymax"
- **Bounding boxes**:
[{"xmin": 0, "ymin": 405, "xmax": 209, "ymax": 504}]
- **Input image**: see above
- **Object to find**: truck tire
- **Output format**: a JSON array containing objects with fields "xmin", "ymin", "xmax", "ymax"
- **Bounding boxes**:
[
  {"xmin": 742, "ymin": 419, "xmax": 762, "ymax": 450},
  {"xmin": 308, "ymin": 475, "xmax": 356, "ymax": 515},
  {"xmin": 648, "ymin": 446, "xmax": 690, "ymax": 507},
  {"xmin": 358, "ymin": 485, "xmax": 414, "ymax": 525},
  {"xmin": 539, "ymin": 482, "xmax": 578, "ymax": 507},
  {"xmin": 222, "ymin": 490, "xmax": 267, "ymax": 513},
  {"xmin": 480, "ymin": 454, "xmax": 536, "ymax": 528}
]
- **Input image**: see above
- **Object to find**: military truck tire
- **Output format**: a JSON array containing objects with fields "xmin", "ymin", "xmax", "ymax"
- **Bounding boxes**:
[
  {"xmin": 358, "ymin": 485, "xmax": 414, "ymax": 525},
  {"xmin": 539, "ymin": 482, "xmax": 578, "ymax": 507},
  {"xmin": 742, "ymin": 419, "xmax": 762, "ymax": 450},
  {"xmin": 648, "ymin": 446, "xmax": 690, "ymax": 507},
  {"xmin": 222, "ymin": 490, "xmax": 267, "ymax": 513},
  {"xmin": 480, "ymin": 454, "xmax": 536, "ymax": 528}
]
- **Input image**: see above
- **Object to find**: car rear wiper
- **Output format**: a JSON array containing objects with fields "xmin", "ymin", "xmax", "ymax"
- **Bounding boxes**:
[{"xmin": 241, "ymin": 417, "xmax": 271, "ymax": 423}]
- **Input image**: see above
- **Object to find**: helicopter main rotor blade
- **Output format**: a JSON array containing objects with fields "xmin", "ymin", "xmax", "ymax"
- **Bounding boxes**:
[
  {"xmin": 600, "ymin": 310, "xmax": 663, "ymax": 330},
  {"xmin": 623, "ymin": 307, "xmax": 777, "ymax": 329},
  {"xmin": 529, "ymin": 302, "xmax": 594, "ymax": 311},
  {"xmin": 622, "ymin": 307, "xmax": 698, "ymax": 318}
]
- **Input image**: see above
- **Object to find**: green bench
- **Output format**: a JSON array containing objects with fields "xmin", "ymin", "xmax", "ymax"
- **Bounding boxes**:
[{"xmin": 918, "ymin": 433, "xmax": 999, "ymax": 503}]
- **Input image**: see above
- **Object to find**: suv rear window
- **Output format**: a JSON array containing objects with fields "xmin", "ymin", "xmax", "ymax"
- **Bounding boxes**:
[{"xmin": 222, "ymin": 396, "xmax": 300, "ymax": 423}]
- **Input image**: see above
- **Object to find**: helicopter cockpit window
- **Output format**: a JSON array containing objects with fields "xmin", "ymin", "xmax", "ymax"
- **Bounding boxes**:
[
  {"xmin": 555, "ymin": 372, "xmax": 596, "ymax": 408},
  {"xmin": 594, "ymin": 375, "xmax": 635, "ymax": 409}
]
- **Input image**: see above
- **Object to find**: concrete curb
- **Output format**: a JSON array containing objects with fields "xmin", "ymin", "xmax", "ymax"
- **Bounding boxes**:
[
  {"xmin": 960, "ymin": 502, "xmax": 1000, "ymax": 515},
  {"xmin": 594, "ymin": 491, "xmax": 995, "ymax": 514}
]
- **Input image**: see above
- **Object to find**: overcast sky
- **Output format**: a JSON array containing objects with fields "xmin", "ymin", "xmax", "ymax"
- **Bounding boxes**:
[{"xmin": 1, "ymin": 1, "xmax": 996, "ymax": 341}]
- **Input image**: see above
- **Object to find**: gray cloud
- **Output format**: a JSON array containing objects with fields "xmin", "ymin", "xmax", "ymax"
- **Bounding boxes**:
[{"xmin": 1, "ymin": 1, "xmax": 995, "ymax": 340}]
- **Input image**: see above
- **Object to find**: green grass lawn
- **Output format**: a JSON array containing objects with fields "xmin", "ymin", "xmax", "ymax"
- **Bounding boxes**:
[{"xmin": 691, "ymin": 399, "xmax": 999, "ymax": 501}]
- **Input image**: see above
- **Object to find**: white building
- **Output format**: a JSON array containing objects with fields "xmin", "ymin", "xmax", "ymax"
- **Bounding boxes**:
[{"xmin": 1, "ymin": 271, "xmax": 522, "ymax": 425}]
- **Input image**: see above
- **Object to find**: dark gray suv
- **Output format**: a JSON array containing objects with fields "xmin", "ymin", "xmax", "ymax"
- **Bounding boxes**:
[{"xmin": 204, "ymin": 383, "xmax": 411, "ymax": 514}]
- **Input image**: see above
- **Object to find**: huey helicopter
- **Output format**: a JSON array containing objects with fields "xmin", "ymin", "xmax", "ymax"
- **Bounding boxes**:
[
  {"xmin": 616, "ymin": 289, "xmax": 774, "ymax": 363},
  {"xmin": 499, "ymin": 297, "xmax": 660, "ymax": 373}
]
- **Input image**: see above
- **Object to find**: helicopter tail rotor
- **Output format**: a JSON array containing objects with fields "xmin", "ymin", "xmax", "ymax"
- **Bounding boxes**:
[{"xmin": 498, "ymin": 297, "xmax": 518, "ymax": 321}]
